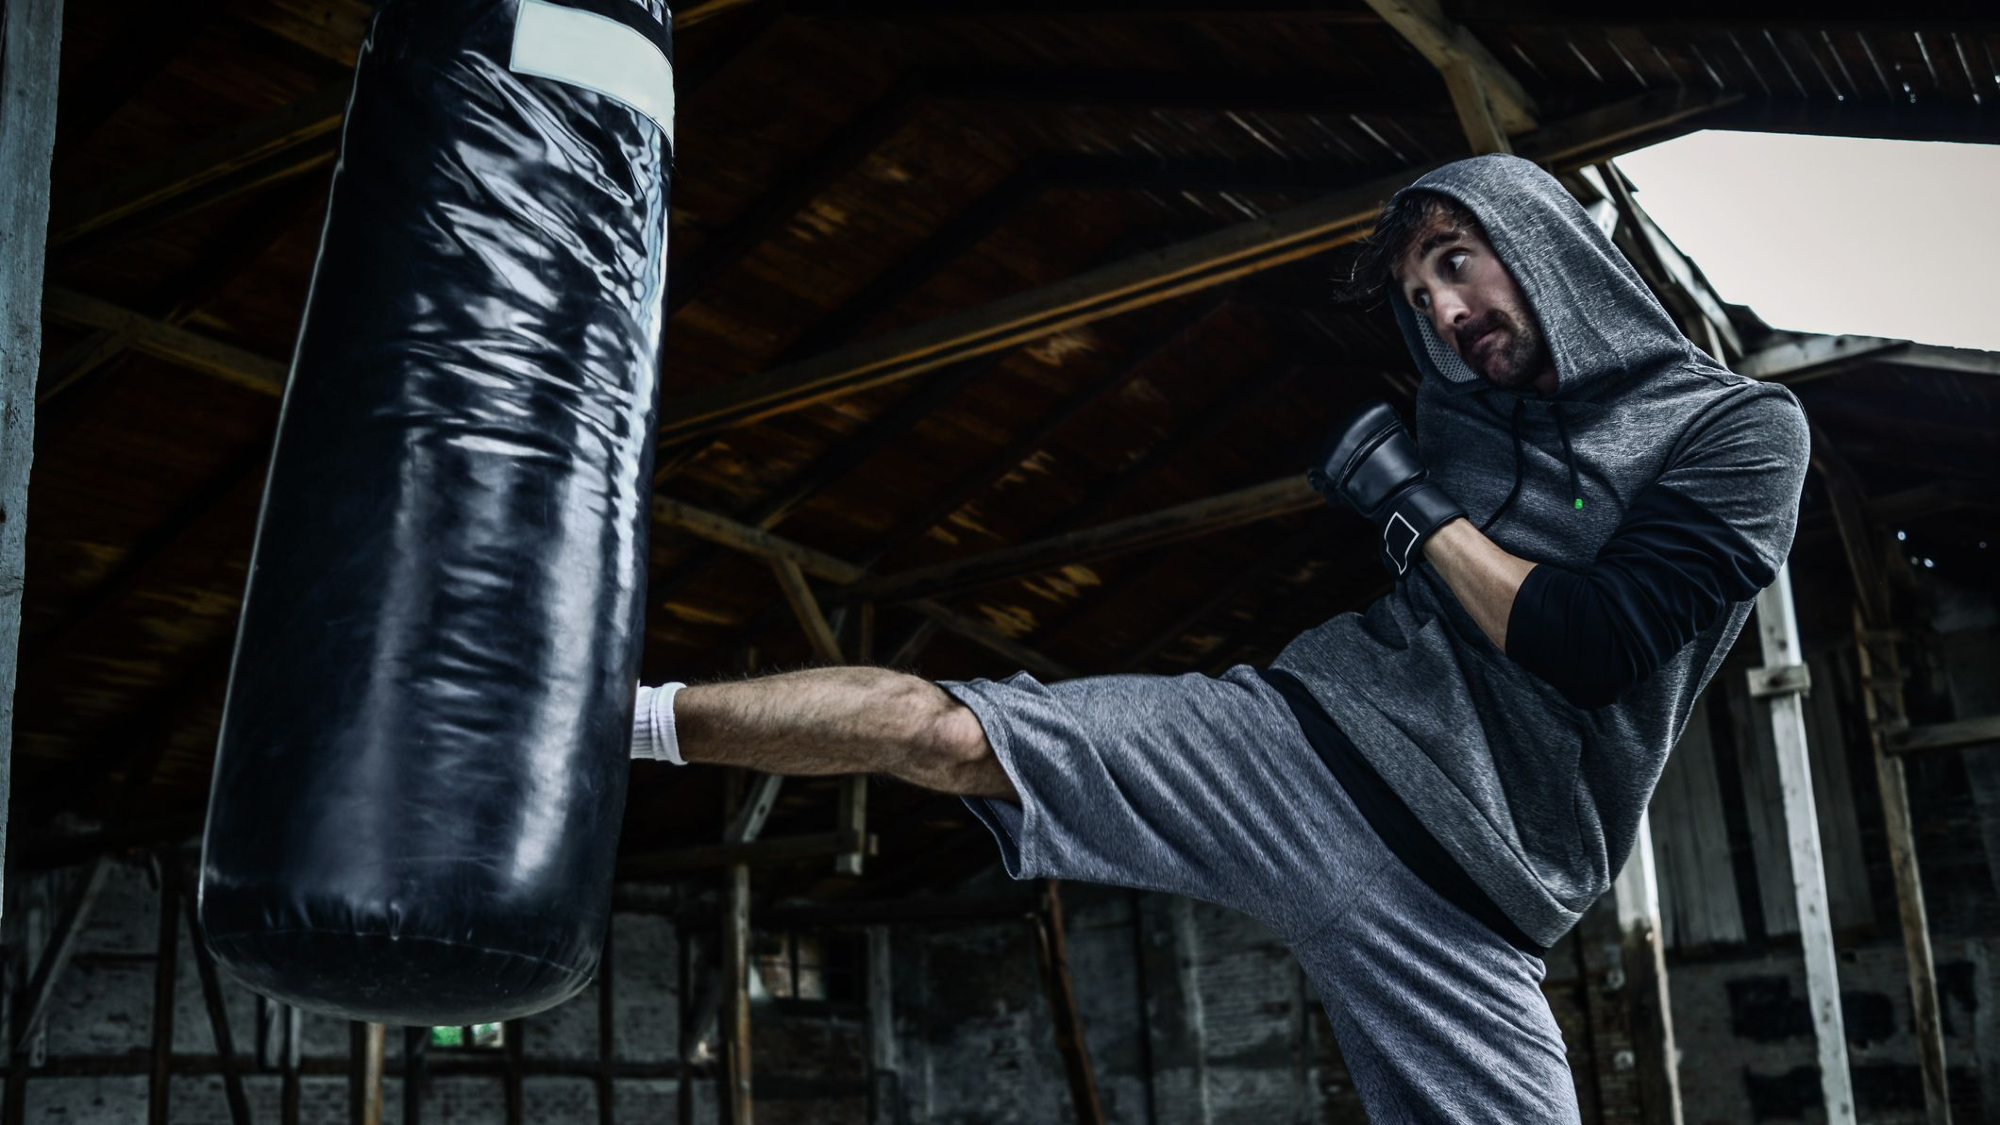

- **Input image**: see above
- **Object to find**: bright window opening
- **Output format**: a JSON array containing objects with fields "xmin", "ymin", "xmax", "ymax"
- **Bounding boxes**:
[{"xmin": 1613, "ymin": 130, "xmax": 2000, "ymax": 353}]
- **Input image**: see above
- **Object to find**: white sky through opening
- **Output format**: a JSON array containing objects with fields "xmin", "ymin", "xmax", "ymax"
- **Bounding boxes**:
[{"xmin": 1612, "ymin": 130, "xmax": 2000, "ymax": 354}]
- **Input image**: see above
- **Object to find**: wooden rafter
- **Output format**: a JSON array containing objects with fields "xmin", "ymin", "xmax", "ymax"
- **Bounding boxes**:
[
  {"xmin": 40, "ymin": 176, "xmax": 319, "ymax": 407},
  {"xmin": 651, "ymin": 495, "xmax": 1074, "ymax": 679},
  {"xmin": 40, "ymin": 288, "xmax": 287, "ymax": 394},
  {"xmin": 1362, "ymin": 0, "xmax": 1539, "ymax": 149},
  {"xmin": 1114, "ymin": 523, "xmax": 1324, "ymax": 673},
  {"xmin": 1741, "ymin": 332, "xmax": 2000, "ymax": 384},
  {"xmin": 855, "ymin": 295, "xmax": 1233, "ymax": 570},
  {"xmin": 849, "ymin": 476, "xmax": 1320, "ymax": 604},
  {"xmin": 651, "ymin": 352, "xmax": 1009, "ymax": 606},
  {"xmin": 47, "ymin": 81, "xmax": 348, "ymax": 257},
  {"xmin": 670, "ymin": 82, "xmax": 917, "ymax": 315},
  {"xmin": 654, "ymin": 90, "xmax": 1733, "ymax": 442}
]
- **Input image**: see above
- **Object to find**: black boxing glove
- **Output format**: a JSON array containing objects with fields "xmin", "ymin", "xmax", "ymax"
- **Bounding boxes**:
[{"xmin": 1307, "ymin": 400, "xmax": 1465, "ymax": 577}]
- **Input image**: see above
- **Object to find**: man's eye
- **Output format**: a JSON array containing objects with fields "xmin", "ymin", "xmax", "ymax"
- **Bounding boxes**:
[
  {"xmin": 1445, "ymin": 251, "xmax": 1468, "ymax": 273},
  {"xmin": 1412, "ymin": 292, "xmax": 1430, "ymax": 311}
]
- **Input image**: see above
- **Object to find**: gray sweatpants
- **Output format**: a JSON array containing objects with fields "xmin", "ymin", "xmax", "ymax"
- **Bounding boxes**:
[{"xmin": 940, "ymin": 666, "xmax": 1581, "ymax": 1125}]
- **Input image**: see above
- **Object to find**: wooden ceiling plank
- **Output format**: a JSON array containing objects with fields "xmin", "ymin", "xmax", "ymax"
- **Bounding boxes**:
[
  {"xmin": 47, "ymin": 80, "xmax": 349, "ymax": 248},
  {"xmin": 769, "ymin": 167, "xmax": 1048, "ymax": 365},
  {"xmin": 39, "ymin": 175, "xmax": 320, "ymax": 408},
  {"xmin": 654, "ymin": 90, "xmax": 1734, "ymax": 442},
  {"xmin": 651, "ymin": 351, "xmax": 1010, "ymax": 610},
  {"xmin": 854, "ymin": 295, "xmax": 1233, "ymax": 572},
  {"xmin": 849, "ymin": 475, "xmax": 1322, "ymax": 604},
  {"xmin": 39, "ymin": 288, "xmax": 288, "ymax": 395},
  {"xmin": 649, "ymin": 494, "xmax": 1072, "ymax": 678},
  {"xmin": 1114, "ymin": 523, "xmax": 1323, "ymax": 673},
  {"xmin": 1031, "ymin": 361, "xmax": 1303, "ymax": 539},
  {"xmin": 1010, "ymin": 362, "xmax": 1324, "ymax": 654},
  {"xmin": 669, "ymin": 84, "xmax": 917, "ymax": 315},
  {"xmin": 53, "ymin": 0, "xmax": 231, "ymax": 151}
]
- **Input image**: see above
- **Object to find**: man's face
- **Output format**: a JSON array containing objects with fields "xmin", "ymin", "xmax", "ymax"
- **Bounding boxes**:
[{"xmin": 1393, "ymin": 219, "xmax": 1554, "ymax": 393}]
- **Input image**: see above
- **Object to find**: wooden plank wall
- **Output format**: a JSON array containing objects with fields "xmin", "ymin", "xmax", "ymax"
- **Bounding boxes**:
[
  {"xmin": 1722, "ymin": 647, "xmax": 1875, "ymax": 939},
  {"xmin": 1649, "ymin": 693, "xmax": 1746, "ymax": 950}
]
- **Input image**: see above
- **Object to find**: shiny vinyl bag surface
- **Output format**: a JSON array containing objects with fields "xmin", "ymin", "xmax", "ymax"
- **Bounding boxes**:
[{"xmin": 199, "ymin": 0, "xmax": 673, "ymax": 1024}]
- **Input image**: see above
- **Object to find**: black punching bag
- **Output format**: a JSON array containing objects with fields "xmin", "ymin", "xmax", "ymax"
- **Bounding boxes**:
[{"xmin": 200, "ymin": 0, "xmax": 674, "ymax": 1024}]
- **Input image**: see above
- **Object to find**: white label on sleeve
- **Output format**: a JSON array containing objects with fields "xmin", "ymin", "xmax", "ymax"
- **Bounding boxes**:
[{"xmin": 510, "ymin": 0, "xmax": 676, "ymax": 141}]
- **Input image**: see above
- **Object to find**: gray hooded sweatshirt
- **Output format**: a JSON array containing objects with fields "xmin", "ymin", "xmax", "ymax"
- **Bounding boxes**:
[{"xmin": 1272, "ymin": 153, "xmax": 1810, "ymax": 949}]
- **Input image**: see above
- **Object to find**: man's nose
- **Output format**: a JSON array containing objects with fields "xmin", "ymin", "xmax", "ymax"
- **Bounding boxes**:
[{"xmin": 1433, "ymin": 291, "xmax": 1474, "ymax": 334}]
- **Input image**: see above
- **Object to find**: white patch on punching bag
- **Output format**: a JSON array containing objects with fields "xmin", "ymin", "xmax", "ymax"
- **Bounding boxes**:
[{"xmin": 509, "ymin": 0, "xmax": 676, "ymax": 140}]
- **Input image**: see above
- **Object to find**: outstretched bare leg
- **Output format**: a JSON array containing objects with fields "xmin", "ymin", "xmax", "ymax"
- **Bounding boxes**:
[{"xmin": 675, "ymin": 666, "xmax": 1017, "ymax": 801}]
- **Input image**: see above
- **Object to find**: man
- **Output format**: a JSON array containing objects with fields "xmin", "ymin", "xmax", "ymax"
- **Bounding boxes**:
[{"xmin": 631, "ymin": 153, "xmax": 1808, "ymax": 1122}]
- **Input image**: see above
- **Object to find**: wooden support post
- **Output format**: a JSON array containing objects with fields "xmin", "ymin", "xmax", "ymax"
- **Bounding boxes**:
[
  {"xmin": 1751, "ymin": 565, "xmax": 1857, "ymax": 1125},
  {"xmin": 1441, "ymin": 61, "xmax": 1512, "ymax": 154},
  {"xmin": 1855, "ymin": 613, "xmax": 1951, "ymax": 1124},
  {"xmin": 1361, "ymin": 0, "xmax": 1538, "ymax": 136},
  {"xmin": 281, "ymin": 1005, "xmax": 302, "ymax": 1125},
  {"xmin": 182, "ymin": 883, "xmax": 254, "ymax": 1125},
  {"xmin": 403, "ymin": 1027, "xmax": 427, "ymax": 1125},
  {"xmin": 503, "ymin": 1018, "xmax": 524, "ymax": 1125},
  {"xmin": 1031, "ymin": 881, "xmax": 1105, "ymax": 1125},
  {"xmin": 721, "ymin": 862, "xmax": 753, "ymax": 1125},
  {"xmin": 149, "ymin": 857, "xmax": 181, "ymax": 1125},
  {"xmin": 1813, "ymin": 433, "xmax": 1951, "ymax": 1124},
  {"xmin": 865, "ymin": 927, "xmax": 897, "ymax": 1125},
  {"xmin": 1609, "ymin": 812, "xmax": 1683, "ymax": 1124},
  {"xmin": 771, "ymin": 558, "xmax": 845, "ymax": 664},
  {"xmin": 1, "ymin": 0, "xmax": 64, "ymax": 922},
  {"xmin": 350, "ymin": 1022, "xmax": 386, "ymax": 1125}
]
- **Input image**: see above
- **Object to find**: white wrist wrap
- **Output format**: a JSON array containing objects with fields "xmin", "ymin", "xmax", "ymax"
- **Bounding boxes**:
[{"xmin": 631, "ymin": 681, "xmax": 688, "ymax": 765}]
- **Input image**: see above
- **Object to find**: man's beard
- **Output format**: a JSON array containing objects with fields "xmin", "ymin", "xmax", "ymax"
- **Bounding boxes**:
[{"xmin": 1455, "ymin": 309, "xmax": 1548, "ymax": 390}]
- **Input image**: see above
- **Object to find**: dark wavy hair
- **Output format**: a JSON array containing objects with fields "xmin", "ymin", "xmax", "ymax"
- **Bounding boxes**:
[{"xmin": 1336, "ymin": 190, "xmax": 1485, "ymax": 309}]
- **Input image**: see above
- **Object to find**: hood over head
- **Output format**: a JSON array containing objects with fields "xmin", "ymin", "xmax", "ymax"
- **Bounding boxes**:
[{"xmin": 1382, "ymin": 153, "xmax": 1693, "ymax": 399}]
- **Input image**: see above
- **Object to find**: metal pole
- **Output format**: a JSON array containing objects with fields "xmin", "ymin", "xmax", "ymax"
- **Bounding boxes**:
[{"xmin": 1752, "ymin": 565, "xmax": 1856, "ymax": 1125}]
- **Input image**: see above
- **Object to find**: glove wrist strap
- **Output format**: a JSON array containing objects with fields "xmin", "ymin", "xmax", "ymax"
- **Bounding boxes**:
[{"xmin": 1380, "ymin": 483, "xmax": 1465, "ymax": 576}]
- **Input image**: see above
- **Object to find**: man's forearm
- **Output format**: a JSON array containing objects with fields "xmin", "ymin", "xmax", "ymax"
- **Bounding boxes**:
[
  {"xmin": 672, "ymin": 666, "xmax": 1018, "ymax": 800},
  {"xmin": 1422, "ymin": 517, "xmax": 1536, "ymax": 651}
]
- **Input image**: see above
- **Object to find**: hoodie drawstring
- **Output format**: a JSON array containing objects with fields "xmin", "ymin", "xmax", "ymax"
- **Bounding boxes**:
[
  {"xmin": 1477, "ymin": 399, "xmax": 1583, "ymax": 533},
  {"xmin": 1552, "ymin": 403, "xmax": 1582, "ymax": 512}
]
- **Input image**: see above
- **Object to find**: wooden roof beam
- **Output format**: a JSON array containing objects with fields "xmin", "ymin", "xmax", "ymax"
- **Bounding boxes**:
[
  {"xmin": 649, "ymin": 495, "xmax": 1074, "ymax": 679},
  {"xmin": 39, "ymin": 288, "xmax": 287, "ymax": 394},
  {"xmin": 654, "ymin": 90, "xmax": 1733, "ymax": 443},
  {"xmin": 46, "ymin": 81, "xmax": 348, "ymax": 259},
  {"xmin": 1361, "ymin": 0, "xmax": 1539, "ymax": 150},
  {"xmin": 1739, "ymin": 334, "xmax": 2000, "ymax": 385},
  {"xmin": 1449, "ymin": 3, "xmax": 2000, "ymax": 34},
  {"xmin": 848, "ymin": 476, "xmax": 1322, "ymax": 604}
]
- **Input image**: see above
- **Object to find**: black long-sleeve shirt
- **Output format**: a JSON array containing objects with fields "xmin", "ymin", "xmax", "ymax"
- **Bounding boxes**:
[{"xmin": 1504, "ymin": 479, "xmax": 1777, "ymax": 709}]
